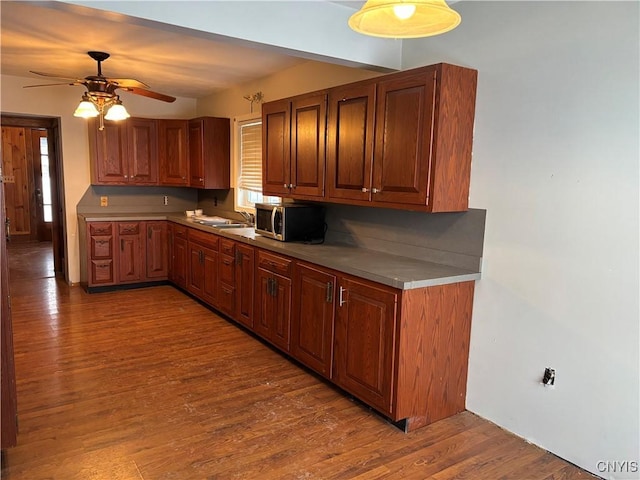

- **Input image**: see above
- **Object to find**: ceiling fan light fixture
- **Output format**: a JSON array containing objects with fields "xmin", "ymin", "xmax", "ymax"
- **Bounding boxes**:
[
  {"xmin": 73, "ymin": 96, "xmax": 99, "ymax": 118},
  {"xmin": 104, "ymin": 100, "xmax": 130, "ymax": 121},
  {"xmin": 348, "ymin": 0, "xmax": 461, "ymax": 38}
]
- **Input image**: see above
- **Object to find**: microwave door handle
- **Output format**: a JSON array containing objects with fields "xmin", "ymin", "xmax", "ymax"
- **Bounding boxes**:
[{"xmin": 271, "ymin": 207, "xmax": 277, "ymax": 236}]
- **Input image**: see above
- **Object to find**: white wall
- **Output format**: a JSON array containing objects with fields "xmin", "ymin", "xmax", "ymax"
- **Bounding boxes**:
[
  {"xmin": 0, "ymin": 74, "xmax": 197, "ymax": 283},
  {"xmin": 402, "ymin": 2, "xmax": 639, "ymax": 478}
]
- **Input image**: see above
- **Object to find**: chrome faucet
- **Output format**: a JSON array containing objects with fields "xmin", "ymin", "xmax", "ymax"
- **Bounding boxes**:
[{"xmin": 238, "ymin": 211, "xmax": 255, "ymax": 226}]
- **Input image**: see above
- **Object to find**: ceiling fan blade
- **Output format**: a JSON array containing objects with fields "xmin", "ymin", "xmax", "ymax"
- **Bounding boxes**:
[
  {"xmin": 107, "ymin": 78, "xmax": 150, "ymax": 89},
  {"xmin": 122, "ymin": 87, "xmax": 176, "ymax": 103},
  {"xmin": 30, "ymin": 70, "xmax": 84, "ymax": 83},
  {"xmin": 24, "ymin": 82, "xmax": 84, "ymax": 88}
]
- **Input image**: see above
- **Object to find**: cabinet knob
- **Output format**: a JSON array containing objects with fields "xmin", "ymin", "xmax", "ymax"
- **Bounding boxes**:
[
  {"xmin": 372, "ymin": 188, "xmax": 380, "ymax": 194},
  {"xmin": 290, "ymin": 184, "xmax": 296, "ymax": 189},
  {"xmin": 361, "ymin": 187, "xmax": 369, "ymax": 193},
  {"xmin": 284, "ymin": 183, "xmax": 288, "ymax": 189}
]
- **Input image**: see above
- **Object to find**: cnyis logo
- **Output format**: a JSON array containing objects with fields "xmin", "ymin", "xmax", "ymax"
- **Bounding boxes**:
[{"xmin": 596, "ymin": 460, "xmax": 639, "ymax": 474}]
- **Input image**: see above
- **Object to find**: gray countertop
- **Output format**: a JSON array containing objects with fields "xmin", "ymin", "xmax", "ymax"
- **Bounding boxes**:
[{"xmin": 78, "ymin": 212, "xmax": 481, "ymax": 290}]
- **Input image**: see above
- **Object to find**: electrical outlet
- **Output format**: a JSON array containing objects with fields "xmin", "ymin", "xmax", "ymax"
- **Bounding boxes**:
[
  {"xmin": 542, "ymin": 367, "xmax": 555, "ymax": 386},
  {"xmin": 100, "ymin": 196, "xmax": 108, "ymax": 207},
  {"xmin": 163, "ymin": 195, "xmax": 168, "ymax": 206}
]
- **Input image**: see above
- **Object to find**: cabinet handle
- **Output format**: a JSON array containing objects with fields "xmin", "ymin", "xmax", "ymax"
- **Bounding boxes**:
[
  {"xmin": 223, "ymin": 258, "xmax": 232, "ymax": 266},
  {"xmin": 291, "ymin": 184, "xmax": 296, "ymax": 189},
  {"xmin": 148, "ymin": 228, "xmax": 152, "ymax": 239},
  {"xmin": 97, "ymin": 264, "xmax": 109, "ymax": 269},
  {"xmin": 326, "ymin": 282, "xmax": 333, "ymax": 303},
  {"xmin": 283, "ymin": 183, "xmax": 288, "ymax": 189},
  {"xmin": 372, "ymin": 188, "xmax": 380, "ymax": 194},
  {"xmin": 272, "ymin": 278, "xmax": 278, "ymax": 296},
  {"xmin": 235, "ymin": 250, "xmax": 242, "ymax": 266},
  {"xmin": 338, "ymin": 286, "xmax": 346, "ymax": 306},
  {"xmin": 361, "ymin": 187, "xmax": 369, "ymax": 193},
  {"xmin": 198, "ymin": 250, "xmax": 203, "ymax": 265},
  {"xmin": 96, "ymin": 240, "xmax": 108, "ymax": 245},
  {"xmin": 120, "ymin": 239, "xmax": 124, "ymax": 251}
]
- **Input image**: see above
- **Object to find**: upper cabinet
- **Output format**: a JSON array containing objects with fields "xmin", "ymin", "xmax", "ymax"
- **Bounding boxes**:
[
  {"xmin": 262, "ymin": 92, "xmax": 327, "ymax": 200},
  {"xmin": 266, "ymin": 63, "xmax": 478, "ymax": 212},
  {"xmin": 189, "ymin": 117, "xmax": 230, "ymax": 189},
  {"xmin": 158, "ymin": 119, "xmax": 189, "ymax": 186},
  {"xmin": 89, "ymin": 116, "xmax": 230, "ymax": 188}
]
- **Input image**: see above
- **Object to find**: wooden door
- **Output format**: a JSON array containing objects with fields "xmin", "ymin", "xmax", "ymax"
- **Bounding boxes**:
[
  {"xmin": 117, "ymin": 222, "xmax": 144, "ymax": 284},
  {"xmin": 188, "ymin": 118, "xmax": 205, "ymax": 187},
  {"xmin": 372, "ymin": 68, "xmax": 436, "ymax": 206},
  {"xmin": 1, "ymin": 174, "xmax": 18, "ymax": 449},
  {"xmin": 333, "ymin": 276, "xmax": 398, "ymax": 415},
  {"xmin": 255, "ymin": 269, "xmax": 292, "ymax": 352},
  {"xmin": 292, "ymin": 263, "xmax": 336, "ymax": 378},
  {"xmin": 159, "ymin": 120, "xmax": 189, "ymax": 186},
  {"xmin": 88, "ymin": 119, "xmax": 128, "ymax": 184},
  {"xmin": 171, "ymin": 232, "xmax": 188, "ymax": 289},
  {"xmin": 326, "ymin": 83, "xmax": 376, "ymax": 202},
  {"xmin": 128, "ymin": 118, "xmax": 158, "ymax": 184},
  {"xmin": 235, "ymin": 243, "xmax": 254, "ymax": 329},
  {"xmin": 145, "ymin": 221, "xmax": 168, "ymax": 280},
  {"xmin": 262, "ymin": 99, "xmax": 291, "ymax": 196},
  {"xmin": 1, "ymin": 126, "xmax": 34, "ymax": 240},
  {"xmin": 290, "ymin": 93, "xmax": 326, "ymax": 199}
]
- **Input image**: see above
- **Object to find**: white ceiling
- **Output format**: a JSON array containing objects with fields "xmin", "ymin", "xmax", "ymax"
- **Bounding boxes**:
[{"xmin": 0, "ymin": 1, "xmax": 367, "ymax": 100}]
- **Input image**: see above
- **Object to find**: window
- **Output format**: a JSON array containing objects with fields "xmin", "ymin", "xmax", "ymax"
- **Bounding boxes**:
[
  {"xmin": 235, "ymin": 116, "xmax": 279, "ymax": 211},
  {"xmin": 39, "ymin": 136, "xmax": 53, "ymax": 222}
]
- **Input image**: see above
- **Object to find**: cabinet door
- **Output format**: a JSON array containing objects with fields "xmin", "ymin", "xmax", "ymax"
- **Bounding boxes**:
[
  {"xmin": 88, "ymin": 119, "xmax": 128, "ymax": 184},
  {"xmin": 217, "ymin": 253, "xmax": 235, "ymax": 316},
  {"xmin": 262, "ymin": 99, "xmax": 291, "ymax": 196},
  {"xmin": 187, "ymin": 241, "xmax": 218, "ymax": 306},
  {"xmin": 326, "ymin": 83, "xmax": 376, "ymax": 202},
  {"xmin": 189, "ymin": 117, "xmax": 230, "ymax": 189},
  {"xmin": 145, "ymin": 221, "xmax": 168, "ymax": 280},
  {"xmin": 372, "ymin": 68, "xmax": 436, "ymax": 206},
  {"xmin": 255, "ymin": 269, "xmax": 292, "ymax": 352},
  {"xmin": 128, "ymin": 118, "xmax": 158, "ymax": 184},
  {"xmin": 117, "ymin": 222, "xmax": 144, "ymax": 284},
  {"xmin": 290, "ymin": 93, "xmax": 326, "ymax": 199},
  {"xmin": 292, "ymin": 263, "xmax": 336, "ymax": 378},
  {"xmin": 171, "ymin": 234, "xmax": 188, "ymax": 289},
  {"xmin": 333, "ymin": 276, "xmax": 398, "ymax": 414},
  {"xmin": 235, "ymin": 243, "xmax": 255, "ymax": 329},
  {"xmin": 159, "ymin": 119, "xmax": 189, "ymax": 186}
]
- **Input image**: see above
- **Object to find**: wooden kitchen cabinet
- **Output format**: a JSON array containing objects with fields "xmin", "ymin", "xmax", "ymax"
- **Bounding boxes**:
[
  {"xmin": 145, "ymin": 221, "xmax": 168, "ymax": 280},
  {"xmin": 189, "ymin": 117, "xmax": 230, "ymax": 189},
  {"xmin": 217, "ymin": 238, "xmax": 236, "ymax": 317},
  {"xmin": 262, "ymin": 92, "xmax": 327, "ymax": 199},
  {"xmin": 187, "ymin": 229, "xmax": 218, "ymax": 306},
  {"xmin": 116, "ymin": 222, "xmax": 144, "ymax": 284},
  {"xmin": 86, "ymin": 222, "xmax": 116, "ymax": 287},
  {"xmin": 255, "ymin": 251, "xmax": 293, "ymax": 351},
  {"xmin": 333, "ymin": 275, "xmax": 397, "ymax": 413},
  {"xmin": 159, "ymin": 119, "xmax": 189, "ymax": 186},
  {"xmin": 235, "ymin": 243, "xmax": 255, "ymax": 329},
  {"xmin": 88, "ymin": 117, "xmax": 159, "ymax": 185},
  {"xmin": 291, "ymin": 263, "xmax": 336, "ymax": 378},
  {"xmin": 169, "ymin": 223, "xmax": 188, "ymax": 289}
]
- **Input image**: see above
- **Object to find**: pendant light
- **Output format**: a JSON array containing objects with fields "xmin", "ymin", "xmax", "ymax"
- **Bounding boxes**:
[{"xmin": 348, "ymin": 0, "xmax": 461, "ymax": 38}]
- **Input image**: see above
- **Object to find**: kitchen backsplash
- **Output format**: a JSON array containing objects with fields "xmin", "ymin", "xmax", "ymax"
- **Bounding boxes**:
[{"xmin": 77, "ymin": 186, "xmax": 197, "ymax": 214}]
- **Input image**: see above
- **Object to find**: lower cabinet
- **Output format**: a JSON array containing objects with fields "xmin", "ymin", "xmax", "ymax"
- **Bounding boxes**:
[
  {"xmin": 187, "ymin": 229, "xmax": 218, "ymax": 306},
  {"xmin": 217, "ymin": 239, "xmax": 236, "ymax": 317},
  {"xmin": 291, "ymin": 263, "xmax": 336, "ymax": 378},
  {"xmin": 169, "ymin": 223, "xmax": 188, "ymax": 289},
  {"xmin": 235, "ymin": 243, "xmax": 255, "ymax": 328},
  {"xmin": 81, "ymin": 220, "xmax": 169, "ymax": 289},
  {"xmin": 255, "ymin": 251, "xmax": 293, "ymax": 352},
  {"xmin": 332, "ymin": 276, "xmax": 397, "ymax": 415}
]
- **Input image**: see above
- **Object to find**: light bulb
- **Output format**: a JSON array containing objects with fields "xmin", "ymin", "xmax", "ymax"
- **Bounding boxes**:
[
  {"xmin": 393, "ymin": 3, "xmax": 416, "ymax": 19},
  {"xmin": 104, "ymin": 103, "xmax": 130, "ymax": 121},
  {"xmin": 73, "ymin": 100, "xmax": 99, "ymax": 118}
]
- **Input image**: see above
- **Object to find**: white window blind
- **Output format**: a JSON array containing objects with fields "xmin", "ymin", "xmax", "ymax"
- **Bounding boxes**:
[{"xmin": 238, "ymin": 120, "xmax": 263, "ymax": 193}]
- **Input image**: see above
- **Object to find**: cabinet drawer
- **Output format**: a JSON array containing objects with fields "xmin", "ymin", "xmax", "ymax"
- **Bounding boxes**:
[
  {"xmin": 173, "ymin": 224, "xmax": 188, "ymax": 239},
  {"xmin": 89, "ymin": 222, "xmax": 113, "ymax": 236},
  {"xmin": 220, "ymin": 239, "xmax": 235, "ymax": 256},
  {"xmin": 188, "ymin": 228, "xmax": 219, "ymax": 250},
  {"xmin": 258, "ymin": 251, "xmax": 292, "ymax": 277},
  {"xmin": 118, "ymin": 222, "xmax": 140, "ymax": 235},
  {"xmin": 90, "ymin": 236, "xmax": 113, "ymax": 259},
  {"xmin": 219, "ymin": 254, "xmax": 235, "ymax": 284},
  {"xmin": 90, "ymin": 260, "xmax": 114, "ymax": 285},
  {"xmin": 218, "ymin": 283, "xmax": 235, "ymax": 315}
]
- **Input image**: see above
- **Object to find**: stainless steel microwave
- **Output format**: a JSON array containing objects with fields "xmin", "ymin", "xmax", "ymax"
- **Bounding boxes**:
[{"xmin": 255, "ymin": 203, "xmax": 325, "ymax": 242}]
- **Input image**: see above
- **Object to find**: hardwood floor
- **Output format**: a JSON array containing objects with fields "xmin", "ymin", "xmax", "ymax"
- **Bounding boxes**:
[{"xmin": 2, "ymin": 244, "xmax": 595, "ymax": 479}]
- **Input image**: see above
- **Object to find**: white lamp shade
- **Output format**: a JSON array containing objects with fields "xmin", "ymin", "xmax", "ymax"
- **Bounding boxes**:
[
  {"xmin": 349, "ymin": 0, "xmax": 461, "ymax": 38},
  {"xmin": 104, "ymin": 103, "xmax": 130, "ymax": 121},
  {"xmin": 73, "ymin": 100, "xmax": 99, "ymax": 118}
]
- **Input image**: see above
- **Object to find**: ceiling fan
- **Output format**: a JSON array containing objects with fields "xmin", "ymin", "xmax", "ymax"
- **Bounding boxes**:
[{"xmin": 25, "ymin": 51, "xmax": 176, "ymax": 130}]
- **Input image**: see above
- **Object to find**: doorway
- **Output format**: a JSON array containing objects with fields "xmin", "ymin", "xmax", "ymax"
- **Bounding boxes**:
[{"xmin": 1, "ymin": 115, "xmax": 66, "ymax": 280}]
